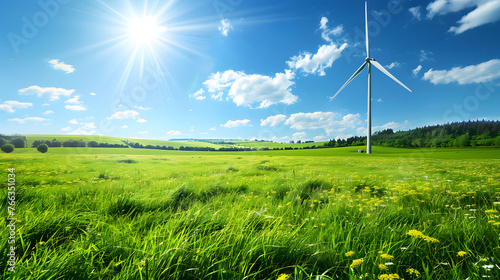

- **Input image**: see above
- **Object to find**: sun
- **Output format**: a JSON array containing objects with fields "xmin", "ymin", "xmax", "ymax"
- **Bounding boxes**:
[{"xmin": 128, "ymin": 16, "xmax": 166, "ymax": 46}]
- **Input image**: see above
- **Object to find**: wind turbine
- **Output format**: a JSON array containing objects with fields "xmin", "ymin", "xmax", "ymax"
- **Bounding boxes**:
[{"xmin": 330, "ymin": 2, "xmax": 412, "ymax": 154}]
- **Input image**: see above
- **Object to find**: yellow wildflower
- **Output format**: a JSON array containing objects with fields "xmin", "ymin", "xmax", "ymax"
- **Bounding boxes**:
[
  {"xmin": 381, "ymin": 254, "xmax": 394, "ymax": 260},
  {"xmin": 457, "ymin": 251, "xmax": 467, "ymax": 257},
  {"xmin": 485, "ymin": 209, "xmax": 499, "ymax": 214},
  {"xmin": 350, "ymin": 258, "xmax": 363, "ymax": 268},
  {"xmin": 277, "ymin": 273, "xmax": 290, "ymax": 280},
  {"xmin": 423, "ymin": 236, "xmax": 439, "ymax": 243},
  {"xmin": 406, "ymin": 268, "xmax": 421, "ymax": 277},
  {"xmin": 379, "ymin": 264, "xmax": 388, "ymax": 270},
  {"xmin": 406, "ymin": 230, "xmax": 424, "ymax": 238},
  {"xmin": 345, "ymin": 251, "xmax": 355, "ymax": 257},
  {"xmin": 378, "ymin": 273, "xmax": 400, "ymax": 279}
]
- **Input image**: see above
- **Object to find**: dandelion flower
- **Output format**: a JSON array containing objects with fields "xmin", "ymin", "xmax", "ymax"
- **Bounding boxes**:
[
  {"xmin": 379, "ymin": 264, "xmax": 388, "ymax": 270},
  {"xmin": 345, "ymin": 251, "xmax": 355, "ymax": 257},
  {"xmin": 457, "ymin": 251, "xmax": 467, "ymax": 257}
]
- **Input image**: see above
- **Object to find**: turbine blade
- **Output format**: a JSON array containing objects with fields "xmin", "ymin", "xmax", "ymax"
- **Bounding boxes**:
[
  {"xmin": 330, "ymin": 61, "xmax": 367, "ymax": 101},
  {"xmin": 365, "ymin": 1, "xmax": 369, "ymax": 58},
  {"xmin": 370, "ymin": 60, "xmax": 412, "ymax": 92}
]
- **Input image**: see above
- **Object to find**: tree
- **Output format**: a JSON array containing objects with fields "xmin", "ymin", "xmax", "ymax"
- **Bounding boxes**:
[
  {"xmin": 87, "ymin": 141, "xmax": 99, "ymax": 147},
  {"xmin": 0, "ymin": 138, "xmax": 6, "ymax": 147},
  {"xmin": 37, "ymin": 144, "xmax": 48, "ymax": 153},
  {"xmin": 10, "ymin": 137, "xmax": 25, "ymax": 148},
  {"xmin": 1, "ymin": 144, "xmax": 15, "ymax": 153},
  {"xmin": 51, "ymin": 139, "xmax": 62, "ymax": 147}
]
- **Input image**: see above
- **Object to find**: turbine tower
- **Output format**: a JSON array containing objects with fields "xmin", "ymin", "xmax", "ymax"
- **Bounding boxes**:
[{"xmin": 330, "ymin": 2, "xmax": 412, "ymax": 154}]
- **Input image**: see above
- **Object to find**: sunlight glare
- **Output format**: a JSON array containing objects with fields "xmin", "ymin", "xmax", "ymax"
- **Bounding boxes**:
[{"xmin": 128, "ymin": 16, "xmax": 166, "ymax": 45}]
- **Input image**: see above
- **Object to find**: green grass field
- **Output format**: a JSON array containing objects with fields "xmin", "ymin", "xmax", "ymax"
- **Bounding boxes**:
[{"xmin": 1, "ymin": 146, "xmax": 499, "ymax": 279}]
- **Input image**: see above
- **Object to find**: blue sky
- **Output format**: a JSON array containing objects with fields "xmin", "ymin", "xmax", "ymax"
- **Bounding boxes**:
[{"xmin": 1, "ymin": 0, "xmax": 499, "ymax": 142}]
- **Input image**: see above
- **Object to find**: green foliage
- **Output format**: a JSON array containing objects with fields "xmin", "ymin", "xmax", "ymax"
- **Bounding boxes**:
[
  {"xmin": 10, "ymin": 137, "xmax": 25, "ymax": 148},
  {"xmin": 1, "ymin": 144, "xmax": 14, "ymax": 153},
  {"xmin": 0, "ymin": 137, "xmax": 6, "ymax": 147},
  {"xmin": 37, "ymin": 144, "xmax": 48, "ymax": 153}
]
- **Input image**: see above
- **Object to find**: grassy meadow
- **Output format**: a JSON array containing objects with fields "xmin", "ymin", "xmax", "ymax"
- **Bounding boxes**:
[{"xmin": 1, "ymin": 146, "xmax": 499, "ymax": 279}]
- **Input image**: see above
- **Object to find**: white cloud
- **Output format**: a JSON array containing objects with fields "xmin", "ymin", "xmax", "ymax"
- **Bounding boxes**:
[
  {"xmin": 293, "ymin": 132, "xmax": 307, "ymax": 139},
  {"xmin": 8, "ymin": 117, "xmax": 46, "ymax": 123},
  {"xmin": 230, "ymin": 70, "xmax": 297, "ymax": 108},
  {"xmin": 134, "ymin": 106, "xmax": 152, "ymax": 110},
  {"xmin": 137, "ymin": 118, "xmax": 147, "ymax": 123},
  {"xmin": 287, "ymin": 43, "xmax": 348, "ymax": 76},
  {"xmin": 48, "ymin": 59, "xmax": 75, "ymax": 74},
  {"xmin": 386, "ymin": 61, "xmax": 400, "ymax": 69},
  {"xmin": 80, "ymin": 122, "xmax": 96, "ymax": 130},
  {"xmin": 423, "ymin": 59, "xmax": 500, "ymax": 85},
  {"xmin": 412, "ymin": 65, "xmax": 423, "ymax": 76},
  {"xmin": 90, "ymin": 92, "xmax": 96, "ymax": 96},
  {"xmin": 138, "ymin": 131, "xmax": 149, "ymax": 134},
  {"xmin": 67, "ymin": 129, "xmax": 97, "ymax": 135},
  {"xmin": 190, "ymin": 89, "xmax": 206, "ymax": 100},
  {"xmin": 285, "ymin": 111, "xmax": 335, "ymax": 130},
  {"xmin": 42, "ymin": 103, "xmax": 50, "ymax": 106},
  {"xmin": 209, "ymin": 127, "xmax": 216, "ymax": 131},
  {"xmin": 211, "ymin": 92, "xmax": 223, "ymax": 101},
  {"xmin": 218, "ymin": 19, "xmax": 233, "ymax": 36},
  {"xmin": 167, "ymin": 130, "xmax": 181, "ymax": 135},
  {"xmin": 18, "ymin": 86, "xmax": 74, "ymax": 101},
  {"xmin": 260, "ymin": 114, "xmax": 287, "ymax": 127},
  {"xmin": 42, "ymin": 110, "xmax": 54, "ymax": 115},
  {"xmin": 107, "ymin": 110, "xmax": 140, "ymax": 119},
  {"xmin": 426, "ymin": 0, "xmax": 500, "ymax": 34},
  {"xmin": 65, "ymin": 95, "xmax": 82, "ymax": 104},
  {"xmin": 203, "ymin": 70, "xmax": 298, "ymax": 108},
  {"xmin": 285, "ymin": 112, "xmax": 362, "ymax": 136},
  {"xmin": 377, "ymin": 98, "xmax": 383, "ymax": 103},
  {"xmin": 221, "ymin": 119, "xmax": 250, "ymax": 128},
  {"xmin": 449, "ymin": 0, "xmax": 500, "ymax": 34},
  {"xmin": 121, "ymin": 125, "xmax": 128, "ymax": 128},
  {"xmin": 357, "ymin": 121, "xmax": 409, "ymax": 135},
  {"xmin": 314, "ymin": 135, "xmax": 326, "ymax": 142},
  {"xmin": 203, "ymin": 70, "xmax": 244, "ymax": 93},
  {"xmin": 61, "ymin": 126, "xmax": 72, "ymax": 131},
  {"xmin": 318, "ymin": 17, "xmax": 343, "ymax": 43},
  {"xmin": 409, "ymin": 6, "xmax": 422, "ymax": 21},
  {"xmin": 69, "ymin": 118, "xmax": 79, "ymax": 124},
  {"xmin": 65, "ymin": 105, "xmax": 87, "ymax": 111},
  {"xmin": 0, "ymin": 100, "xmax": 33, "ymax": 113},
  {"xmin": 420, "ymin": 50, "xmax": 433, "ymax": 62}
]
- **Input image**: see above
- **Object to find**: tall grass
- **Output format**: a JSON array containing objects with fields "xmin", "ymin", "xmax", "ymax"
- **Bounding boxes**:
[{"xmin": 0, "ymin": 148, "xmax": 498, "ymax": 279}]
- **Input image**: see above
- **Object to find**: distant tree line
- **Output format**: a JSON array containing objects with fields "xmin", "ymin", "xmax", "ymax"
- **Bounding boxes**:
[
  {"xmin": 324, "ymin": 120, "xmax": 500, "ymax": 148},
  {"xmin": 32, "ymin": 139, "xmax": 128, "ymax": 148}
]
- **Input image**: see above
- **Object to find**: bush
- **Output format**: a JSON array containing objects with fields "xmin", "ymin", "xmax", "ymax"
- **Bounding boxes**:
[
  {"xmin": 10, "ymin": 137, "xmax": 25, "ymax": 148},
  {"xmin": 37, "ymin": 144, "xmax": 48, "ymax": 153},
  {"xmin": 1, "ymin": 144, "xmax": 15, "ymax": 153}
]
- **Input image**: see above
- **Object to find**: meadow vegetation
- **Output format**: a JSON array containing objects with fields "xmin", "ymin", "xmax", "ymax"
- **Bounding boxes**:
[{"xmin": 0, "ymin": 146, "xmax": 499, "ymax": 279}]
